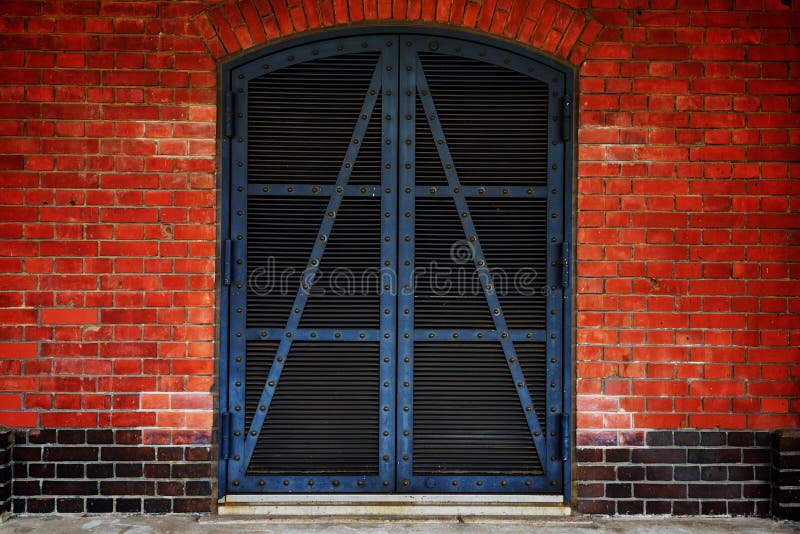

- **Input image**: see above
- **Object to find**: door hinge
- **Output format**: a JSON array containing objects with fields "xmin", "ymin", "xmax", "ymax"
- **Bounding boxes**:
[
  {"xmin": 224, "ymin": 91, "xmax": 234, "ymax": 138},
  {"xmin": 561, "ymin": 241, "xmax": 570, "ymax": 288},
  {"xmin": 560, "ymin": 412, "xmax": 570, "ymax": 462},
  {"xmin": 220, "ymin": 412, "xmax": 231, "ymax": 460},
  {"xmin": 222, "ymin": 239, "xmax": 232, "ymax": 286},
  {"xmin": 561, "ymin": 96, "xmax": 572, "ymax": 142}
]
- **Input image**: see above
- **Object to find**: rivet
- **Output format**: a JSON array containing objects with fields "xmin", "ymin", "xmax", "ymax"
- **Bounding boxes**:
[
  {"xmin": 259, "ymin": 479, "xmax": 265, "ymax": 486},
  {"xmin": 234, "ymin": 405, "xmax": 241, "ymax": 411},
  {"xmin": 383, "ymin": 480, "xmax": 390, "ymax": 486},
  {"xmin": 526, "ymin": 406, "xmax": 532, "ymax": 412},
  {"xmin": 261, "ymin": 331, "xmax": 266, "ymax": 337},
  {"xmin": 232, "ymin": 480, "xmax": 239, "ymax": 486},
  {"xmin": 476, "ymin": 480, "xmax": 483, "ymax": 486},
  {"xmin": 277, "ymin": 356, "xmax": 283, "ymax": 362},
  {"xmin": 260, "ymin": 405, "xmax": 266, "ymax": 411},
  {"xmin": 268, "ymin": 381, "xmax": 274, "ymax": 387},
  {"xmin": 551, "ymin": 333, "xmax": 557, "ymax": 339},
  {"xmin": 235, "ymin": 381, "xmax": 241, "ymax": 387},
  {"xmin": 551, "ymin": 358, "xmax": 557, "ymax": 363},
  {"xmin": 384, "ymin": 357, "xmax": 390, "ymax": 363},
  {"xmin": 510, "ymin": 357, "xmax": 516, "ymax": 363},
  {"xmin": 526, "ymin": 480, "xmax": 532, "ymax": 487},
  {"xmin": 283, "ymin": 479, "xmax": 290, "ymax": 485},
  {"xmin": 335, "ymin": 332, "xmax": 342, "ymax": 338},
  {"xmin": 383, "ymin": 431, "xmax": 389, "ymax": 436},
  {"xmin": 517, "ymin": 381, "xmax": 524, "ymax": 388},
  {"xmin": 384, "ymin": 381, "xmax": 390, "ymax": 387},
  {"xmin": 404, "ymin": 406, "xmax": 409, "ymax": 411},
  {"xmin": 550, "ymin": 480, "xmax": 558, "ymax": 486},
  {"xmin": 237, "ymin": 186, "xmax": 243, "ymax": 192},
  {"xmin": 358, "ymin": 480, "xmax": 365, "ymax": 487},
  {"xmin": 235, "ymin": 356, "xmax": 241, "ymax": 362},
  {"xmin": 250, "ymin": 430, "xmax": 257, "ymax": 436},
  {"xmin": 332, "ymin": 479, "xmax": 340, "ymax": 486},
  {"xmin": 402, "ymin": 480, "xmax": 409, "ymax": 486},
  {"xmin": 477, "ymin": 333, "xmax": 484, "ymax": 339},
  {"xmin": 235, "ymin": 331, "xmax": 242, "ymax": 337},
  {"xmin": 308, "ymin": 480, "xmax": 314, "ymax": 486},
  {"xmin": 550, "ymin": 406, "xmax": 557, "ymax": 412},
  {"xmin": 404, "ymin": 357, "xmax": 410, "ymax": 363},
  {"xmin": 552, "ymin": 164, "xmax": 558, "ymax": 170},
  {"xmin": 551, "ymin": 455, "xmax": 557, "ymax": 461},
  {"xmin": 234, "ymin": 430, "xmax": 241, "ymax": 436},
  {"xmin": 336, "ymin": 186, "xmax": 343, "ymax": 193},
  {"xmin": 262, "ymin": 186, "xmax": 268, "ymax": 193},
  {"xmin": 501, "ymin": 480, "xmax": 507, "ymax": 486},
  {"xmin": 403, "ymin": 430, "xmax": 409, "ymax": 436},
  {"xmin": 452, "ymin": 480, "xmax": 458, "ymax": 486},
  {"xmin": 429, "ymin": 114, "xmax": 436, "ymax": 120},
  {"xmin": 402, "ymin": 455, "xmax": 409, "ymax": 461}
]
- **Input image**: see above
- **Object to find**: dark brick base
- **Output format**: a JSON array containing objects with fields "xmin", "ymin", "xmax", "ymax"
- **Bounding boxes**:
[
  {"xmin": 1, "ymin": 427, "xmax": 12, "ymax": 519},
  {"xmin": 12, "ymin": 429, "xmax": 213, "ymax": 514},
  {"xmin": 772, "ymin": 429, "xmax": 800, "ymax": 521},
  {"xmin": 577, "ymin": 430, "xmax": 772, "ymax": 516}
]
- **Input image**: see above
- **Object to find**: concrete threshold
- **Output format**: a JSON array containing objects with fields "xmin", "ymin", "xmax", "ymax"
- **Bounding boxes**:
[{"xmin": 217, "ymin": 494, "xmax": 571, "ymax": 519}]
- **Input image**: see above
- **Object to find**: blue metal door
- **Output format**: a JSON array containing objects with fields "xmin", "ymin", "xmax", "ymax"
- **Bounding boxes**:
[{"xmin": 220, "ymin": 32, "xmax": 571, "ymax": 496}]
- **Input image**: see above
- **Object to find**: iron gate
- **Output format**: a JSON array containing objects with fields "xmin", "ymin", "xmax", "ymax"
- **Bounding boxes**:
[{"xmin": 220, "ymin": 32, "xmax": 573, "ymax": 497}]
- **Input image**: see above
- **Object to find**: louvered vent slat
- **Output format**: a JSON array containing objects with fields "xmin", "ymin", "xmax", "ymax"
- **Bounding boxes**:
[
  {"xmin": 417, "ymin": 53, "xmax": 550, "ymax": 186},
  {"xmin": 414, "ymin": 198, "xmax": 548, "ymax": 329},
  {"xmin": 246, "ymin": 342, "xmax": 380, "ymax": 475},
  {"xmin": 413, "ymin": 343, "xmax": 545, "ymax": 475},
  {"xmin": 248, "ymin": 53, "xmax": 382, "ymax": 184}
]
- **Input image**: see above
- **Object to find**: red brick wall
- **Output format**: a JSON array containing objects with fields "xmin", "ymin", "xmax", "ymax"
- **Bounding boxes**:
[{"xmin": 0, "ymin": 0, "xmax": 798, "ymax": 452}]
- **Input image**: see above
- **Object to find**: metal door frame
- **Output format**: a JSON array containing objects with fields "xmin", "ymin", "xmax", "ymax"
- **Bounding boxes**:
[{"xmin": 218, "ymin": 27, "xmax": 575, "ymax": 502}]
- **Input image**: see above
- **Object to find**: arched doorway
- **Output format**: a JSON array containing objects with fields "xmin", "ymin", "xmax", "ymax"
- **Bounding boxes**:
[{"xmin": 219, "ymin": 29, "xmax": 574, "ymax": 498}]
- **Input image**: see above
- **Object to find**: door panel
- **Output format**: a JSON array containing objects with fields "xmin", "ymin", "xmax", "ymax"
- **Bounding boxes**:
[
  {"xmin": 223, "ymin": 33, "xmax": 568, "ymax": 495},
  {"xmin": 396, "ymin": 37, "xmax": 562, "ymax": 493}
]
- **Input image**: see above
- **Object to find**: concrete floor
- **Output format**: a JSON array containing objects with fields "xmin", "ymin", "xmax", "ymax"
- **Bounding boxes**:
[{"xmin": 0, "ymin": 515, "xmax": 797, "ymax": 534}]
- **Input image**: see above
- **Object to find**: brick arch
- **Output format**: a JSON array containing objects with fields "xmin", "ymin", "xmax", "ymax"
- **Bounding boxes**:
[{"xmin": 193, "ymin": 0, "xmax": 603, "ymax": 65}]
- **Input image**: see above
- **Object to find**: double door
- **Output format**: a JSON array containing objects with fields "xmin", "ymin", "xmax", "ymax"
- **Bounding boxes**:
[{"xmin": 222, "ymin": 34, "xmax": 570, "ymax": 494}]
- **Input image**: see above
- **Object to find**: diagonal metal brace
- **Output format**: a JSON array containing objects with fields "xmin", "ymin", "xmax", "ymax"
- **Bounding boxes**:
[
  {"xmin": 415, "ymin": 57, "xmax": 546, "ymax": 463},
  {"xmin": 241, "ymin": 60, "xmax": 384, "ymax": 468}
]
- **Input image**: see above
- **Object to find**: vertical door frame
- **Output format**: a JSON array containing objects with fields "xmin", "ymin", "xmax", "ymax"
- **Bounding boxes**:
[{"xmin": 218, "ymin": 27, "xmax": 575, "ymax": 503}]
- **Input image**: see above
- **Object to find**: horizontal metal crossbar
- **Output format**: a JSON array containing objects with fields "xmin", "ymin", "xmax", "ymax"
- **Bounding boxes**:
[
  {"xmin": 413, "ymin": 186, "xmax": 548, "ymax": 198},
  {"xmin": 412, "ymin": 329, "xmax": 546, "ymax": 342},
  {"xmin": 248, "ymin": 184, "xmax": 382, "ymax": 197},
  {"xmin": 245, "ymin": 329, "xmax": 382, "ymax": 341}
]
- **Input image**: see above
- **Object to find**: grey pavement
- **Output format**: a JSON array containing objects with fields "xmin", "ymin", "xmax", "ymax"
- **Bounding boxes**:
[{"xmin": 0, "ymin": 515, "xmax": 798, "ymax": 534}]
